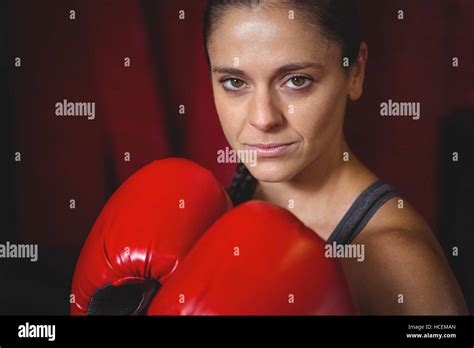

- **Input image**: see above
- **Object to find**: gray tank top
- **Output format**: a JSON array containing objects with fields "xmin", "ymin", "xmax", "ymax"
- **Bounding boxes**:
[{"xmin": 326, "ymin": 180, "xmax": 398, "ymax": 245}]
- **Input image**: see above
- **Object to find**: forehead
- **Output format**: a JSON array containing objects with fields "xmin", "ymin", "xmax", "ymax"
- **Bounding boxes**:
[{"xmin": 207, "ymin": 5, "xmax": 337, "ymax": 69}]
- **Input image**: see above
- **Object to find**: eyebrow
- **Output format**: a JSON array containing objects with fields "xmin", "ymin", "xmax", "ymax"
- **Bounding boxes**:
[{"xmin": 211, "ymin": 62, "xmax": 324, "ymax": 76}]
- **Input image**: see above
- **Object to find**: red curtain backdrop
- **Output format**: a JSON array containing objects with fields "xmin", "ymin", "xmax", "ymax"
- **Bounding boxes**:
[{"xmin": 9, "ymin": 0, "xmax": 474, "ymax": 250}]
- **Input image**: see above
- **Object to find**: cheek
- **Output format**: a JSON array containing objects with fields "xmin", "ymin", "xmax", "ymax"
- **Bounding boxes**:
[
  {"xmin": 289, "ymin": 83, "xmax": 347, "ymax": 149},
  {"xmin": 213, "ymin": 89, "xmax": 245, "ymax": 146}
]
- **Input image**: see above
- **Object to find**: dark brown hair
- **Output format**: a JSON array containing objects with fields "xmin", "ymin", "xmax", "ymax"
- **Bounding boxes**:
[{"xmin": 203, "ymin": 0, "xmax": 361, "ymax": 205}]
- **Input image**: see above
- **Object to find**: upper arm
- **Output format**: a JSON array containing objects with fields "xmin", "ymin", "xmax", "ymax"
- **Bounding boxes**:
[{"xmin": 343, "ymin": 229, "xmax": 468, "ymax": 315}]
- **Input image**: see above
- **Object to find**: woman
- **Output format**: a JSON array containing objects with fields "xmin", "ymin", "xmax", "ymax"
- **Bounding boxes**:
[{"xmin": 203, "ymin": 0, "xmax": 468, "ymax": 314}]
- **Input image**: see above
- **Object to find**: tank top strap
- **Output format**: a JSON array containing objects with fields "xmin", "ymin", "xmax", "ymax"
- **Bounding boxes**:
[{"xmin": 326, "ymin": 180, "xmax": 399, "ymax": 245}]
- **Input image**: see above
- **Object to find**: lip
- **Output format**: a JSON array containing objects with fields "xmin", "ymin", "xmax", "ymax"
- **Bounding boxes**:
[{"xmin": 245, "ymin": 142, "xmax": 296, "ymax": 158}]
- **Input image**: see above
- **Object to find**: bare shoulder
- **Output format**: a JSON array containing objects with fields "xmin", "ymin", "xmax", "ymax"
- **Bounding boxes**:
[
  {"xmin": 358, "ymin": 196, "xmax": 440, "ymax": 252},
  {"xmin": 341, "ymin": 196, "xmax": 468, "ymax": 315}
]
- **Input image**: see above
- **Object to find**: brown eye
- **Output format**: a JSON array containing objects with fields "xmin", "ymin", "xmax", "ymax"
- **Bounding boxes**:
[
  {"xmin": 291, "ymin": 76, "xmax": 306, "ymax": 87},
  {"xmin": 285, "ymin": 75, "xmax": 312, "ymax": 90},
  {"xmin": 230, "ymin": 78, "xmax": 244, "ymax": 88},
  {"xmin": 222, "ymin": 78, "xmax": 246, "ymax": 92}
]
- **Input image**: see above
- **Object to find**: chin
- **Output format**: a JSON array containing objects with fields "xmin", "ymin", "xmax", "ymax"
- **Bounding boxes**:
[{"xmin": 247, "ymin": 160, "xmax": 298, "ymax": 183}]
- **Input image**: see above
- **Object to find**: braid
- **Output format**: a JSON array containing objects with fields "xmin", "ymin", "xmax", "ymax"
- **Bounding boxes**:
[{"xmin": 227, "ymin": 163, "xmax": 258, "ymax": 206}]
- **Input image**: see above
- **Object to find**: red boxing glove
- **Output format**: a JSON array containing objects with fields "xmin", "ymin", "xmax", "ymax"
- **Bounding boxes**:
[
  {"xmin": 70, "ymin": 158, "xmax": 231, "ymax": 315},
  {"xmin": 147, "ymin": 201, "xmax": 357, "ymax": 315}
]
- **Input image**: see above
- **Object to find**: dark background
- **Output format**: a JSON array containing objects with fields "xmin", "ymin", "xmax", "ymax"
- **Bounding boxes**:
[{"xmin": 2, "ymin": 0, "xmax": 473, "ymax": 314}]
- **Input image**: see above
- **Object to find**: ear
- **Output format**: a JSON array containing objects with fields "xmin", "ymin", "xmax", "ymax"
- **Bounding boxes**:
[{"xmin": 348, "ymin": 42, "xmax": 368, "ymax": 101}]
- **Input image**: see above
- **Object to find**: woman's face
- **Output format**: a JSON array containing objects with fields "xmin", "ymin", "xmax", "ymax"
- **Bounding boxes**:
[{"xmin": 208, "ymin": 5, "xmax": 361, "ymax": 183}]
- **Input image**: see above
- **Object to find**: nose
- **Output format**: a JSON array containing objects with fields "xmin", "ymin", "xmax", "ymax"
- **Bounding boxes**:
[{"xmin": 248, "ymin": 87, "xmax": 284, "ymax": 132}]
